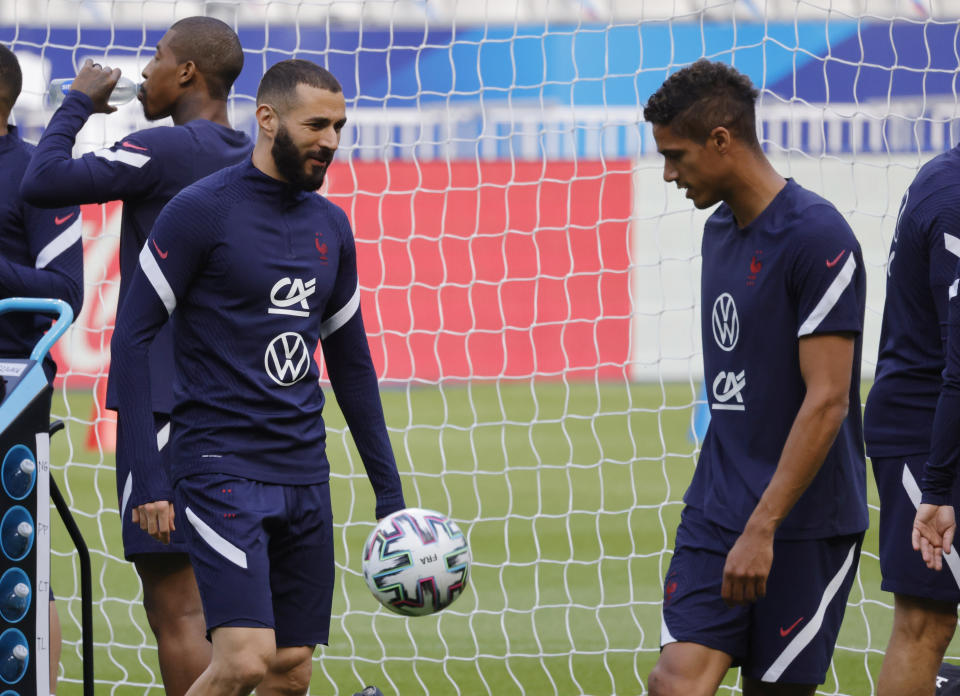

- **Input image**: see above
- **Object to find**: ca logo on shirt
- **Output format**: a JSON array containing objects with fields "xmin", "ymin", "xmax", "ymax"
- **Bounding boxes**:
[
  {"xmin": 268, "ymin": 277, "xmax": 316, "ymax": 318},
  {"xmin": 711, "ymin": 370, "xmax": 746, "ymax": 411},
  {"xmin": 264, "ymin": 332, "xmax": 311, "ymax": 386},
  {"xmin": 711, "ymin": 293, "xmax": 739, "ymax": 351}
]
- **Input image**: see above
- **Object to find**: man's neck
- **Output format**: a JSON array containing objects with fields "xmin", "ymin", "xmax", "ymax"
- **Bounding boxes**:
[
  {"xmin": 170, "ymin": 94, "xmax": 232, "ymax": 128},
  {"xmin": 0, "ymin": 114, "xmax": 8, "ymax": 137},
  {"xmin": 725, "ymin": 154, "xmax": 787, "ymax": 228}
]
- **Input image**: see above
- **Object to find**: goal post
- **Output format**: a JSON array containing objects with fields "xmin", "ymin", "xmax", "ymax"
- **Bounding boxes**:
[{"xmin": 2, "ymin": 1, "xmax": 957, "ymax": 694}]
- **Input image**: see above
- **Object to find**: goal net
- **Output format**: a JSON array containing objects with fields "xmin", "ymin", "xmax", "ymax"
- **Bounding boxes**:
[{"xmin": 2, "ymin": 0, "xmax": 956, "ymax": 694}]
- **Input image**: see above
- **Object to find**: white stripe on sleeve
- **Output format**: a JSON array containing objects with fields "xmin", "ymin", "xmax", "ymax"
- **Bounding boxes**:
[
  {"xmin": 186, "ymin": 506, "xmax": 247, "ymax": 569},
  {"xmin": 797, "ymin": 253, "xmax": 857, "ymax": 337},
  {"xmin": 36, "ymin": 216, "xmax": 82, "ymax": 269},
  {"xmin": 945, "ymin": 233, "xmax": 960, "ymax": 259},
  {"xmin": 139, "ymin": 243, "xmax": 177, "ymax": 315},
  {"xmin": 93, "ymin": 147, "xmax": 151, "ymax": 168},
  {"xmin": 950, "ymin": 279, "xmax": 959, "ymax": 301},
  {"xmin": 319, "ymin": 282, "xmax": 360, "ymax": 339},
  {"xmin": 760, "ymin": 541, "xmax": 857, "ymax": 682}
]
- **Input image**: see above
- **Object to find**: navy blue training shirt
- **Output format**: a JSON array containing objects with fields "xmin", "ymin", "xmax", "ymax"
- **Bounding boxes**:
[
  {"xmin": 111, "ymin": 159, "xmax": 406, "ymax": 518},
  {"xmin": 0, "ymin": 125, "xmax": 83, "ymax": 381},
  {"xmin": 20, "ymin": 90, "xmax": 252, "ymax": 412},
  {"xmin": 687, "ymin": 179, "xmax": 868, "ymax": 539},
  {"xmin": 864, "ymin": 145, "xmax": 960, "ymax": 459},
  {"xmin": 921, "ymin": 259, "xmax": 960, "ymax": 505}
]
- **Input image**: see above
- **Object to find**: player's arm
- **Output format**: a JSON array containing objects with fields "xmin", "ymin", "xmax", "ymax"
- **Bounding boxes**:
[
  {"xmin": 20, "ymin": 61, "xmax": 162, "ymax": 208},
  {"xmin": 915, "ymin": 261, "xmax": 960, "ymax": 570},
  {"xmin": 320, "ymin": 212, "xmax": 405, "ymax": 520},
  {"xmin": 0, "ymin": 203, "xmax": 83, "ymax": 318},
  {"xmin": 722, "ymin": 333, "xmax": 855, "ymax": 605},
  {"xmin": 111, "ymin": 191, "xmax": 211, "ymax": 542}
]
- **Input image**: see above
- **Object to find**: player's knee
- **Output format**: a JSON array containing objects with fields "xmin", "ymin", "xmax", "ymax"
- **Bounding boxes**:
[
  {"xmin": 648, "ymin": 661, "xmax": 698, "ymax": 696},
  {"xmin": 895, "ymin": 596, "xmax": 958, "ymax": 648},
  {"xmin": 216, "ymin": 646, "xmax": 273, "ymax": 691},
  {"xmin": 266, "ymin": 650, "xmax": 313, "ymax": 696}
]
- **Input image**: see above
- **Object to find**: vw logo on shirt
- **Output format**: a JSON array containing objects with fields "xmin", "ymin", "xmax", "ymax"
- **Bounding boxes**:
[
  {"xmin": 711, "ymin": 293, "xmax": 739, "ymax": 351},
  {"xmin": 264, "ymin": 331, "xmax": 312, "ymax": 386}
]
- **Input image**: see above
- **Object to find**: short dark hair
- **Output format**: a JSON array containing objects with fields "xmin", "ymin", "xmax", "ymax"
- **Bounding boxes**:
[
  {"xmin": 0, "ymin": 44, "xmax": 22, "ymax": 111},
  {"xmin": 256, "ymin": 59, "xmax": 342, "ymax": 113},
  {"xmin": 644, "ymin": 59, "xmax": 760, "ymax": 146},
  {"xmin": 167, "ymin": 16, "xmax": 243, "ymax": 101}
]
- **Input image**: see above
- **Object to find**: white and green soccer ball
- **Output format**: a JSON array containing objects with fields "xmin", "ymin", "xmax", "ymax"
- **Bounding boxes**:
[{"xmin": 361, "ymin": 507, "xmax": 471, "ymax": 617}]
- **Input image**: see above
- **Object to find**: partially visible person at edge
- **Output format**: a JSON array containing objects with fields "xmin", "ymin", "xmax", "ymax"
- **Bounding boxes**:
[
  {"xmin": 864, "ymin": 136, "xmax": 960, "ymax": 695},
  {"xmin": 644, "ymin": 59, "xmax": 868, "ymax": 696},
  {"xmin": 0, "ymin": 42, "xmax": 84, "ymax": 694},
  {"xmin": 19, "ymin": 17, "xmax": 252, "ymax": 696}
]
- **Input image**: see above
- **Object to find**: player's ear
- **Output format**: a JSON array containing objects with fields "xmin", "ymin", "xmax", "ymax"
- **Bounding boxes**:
[
  {"xmin": 177, "ymin": 60, "xmax": 197, "ymax": 88},
  {"xmin": 256, "ymin": 103, "xmax": 278, "ymax": 136},
  {"xmin": 709, "ymin": 125, "xmax": 732, "ymax": 154}
]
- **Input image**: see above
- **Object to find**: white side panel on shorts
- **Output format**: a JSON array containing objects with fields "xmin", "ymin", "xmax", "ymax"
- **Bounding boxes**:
[
  {"xmin": 185, "ymin": 506, "xmax": 248, "ymax": 569},
  {"xmin": 761, "ymin": 542, "xmax": 857, "ymax": 682},
  {"xmin": 660, "ymin": 610, "xmax": 677, "ymax": 647},
  {"xmin": 900, "ymin": 463, "xmax": 960, "ymax": 589},
  {"xmin": 121, "ymin": 472, "xmax": 132, "ymax": 522}
]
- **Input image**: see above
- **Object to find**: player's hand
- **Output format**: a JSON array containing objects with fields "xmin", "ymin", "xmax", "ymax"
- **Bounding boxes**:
[
  {"xmin": 721, "ymin": 526, "xmax": 774, "ymax": 606},
  {"xmin": 132, "ymin": 500, "xmax": 176, "ymax": 544},
  {"xmin": 69, "ymin": 58, "xmax": 122, "ymax": 114},
  {"xmin": 912, "ymin": 503, "xmax": 956, "ymax": 571}
]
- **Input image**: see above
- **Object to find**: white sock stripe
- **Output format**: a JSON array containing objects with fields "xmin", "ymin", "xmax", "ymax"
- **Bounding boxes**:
[
  {"xmin": 185, "ymin": 506, "xmax": 247, "ymax": 569},
  {"xmin": 797, "ymin": 253, "xmax": 857, "ymax": 337},
  {"xmin": 156, "ymin": 422, "xmax": 170, "ymax": 451},
  {"xmin": 900, "ymin": 463, "xmax": 960, "ymax": 589},
  {"xmin": 319, "ymin": 282, "xmax": 360, "ymax": 340},
  {"xmin": 760, "ymin": 541, "xmax": 857, "ymax": 682},
  {"xmin": 139, "ymin": 243, "xmax": 176, "ymax": 315},
  {"xmin": 93, "ymin": 147, "xmax": 151, "ymax": 168},
  {"xmin": 36, "ymin": 217, "xmax": 82, "ymax": 269},
  {"xmin": 120, "ymin": 472, "xmax": 132, "ymax": 523}
]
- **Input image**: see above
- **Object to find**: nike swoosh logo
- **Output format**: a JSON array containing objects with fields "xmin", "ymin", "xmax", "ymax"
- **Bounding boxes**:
[
  {"xmin": 54, "ymin": 212, "xmax": 75, "ymax": 226},
  {"xmin": 152, "ymin": 239, "xmax": 169, "ymax": 259},
  {"xmin": 826, "ymin": 250, "xmax": 846, "ymax": 268},
  {"xmin": 122, "ymin": 140, "xmax": 149, "ymax": 152},
  {"xmin": 779, "ymin": 617, "xmax": 804, "ymax": 637}
]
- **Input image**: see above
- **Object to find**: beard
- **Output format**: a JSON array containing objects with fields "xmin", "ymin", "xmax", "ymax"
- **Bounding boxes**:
[{"xmin": 271, "ymin": 124, "xmax": 332, "ymax": 192}]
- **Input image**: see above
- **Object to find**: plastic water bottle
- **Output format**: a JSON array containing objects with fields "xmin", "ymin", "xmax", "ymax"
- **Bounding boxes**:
[
  {"xmin": 5, "ymin": 522, "xmax": 32, "ymax": 559},
  {"xmin": 2, "ymin": 583, "xmax": 29, "ymax": 616},
  {"xmin": 0, "ymin": 644, "xmax": 27, "ymax": 682},
  {"xmin": 4, "ymin": 458, "xmax": 35, "ymax": 498},
  {"xmin": 47, "ymin": 75, "xmax": 139, "ymax": 108}
]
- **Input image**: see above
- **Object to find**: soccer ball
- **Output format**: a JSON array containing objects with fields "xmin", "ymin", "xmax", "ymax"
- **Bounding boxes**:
[{"xmin": 361, "ymin": 507, "xmax": 471, "ymax": 616}]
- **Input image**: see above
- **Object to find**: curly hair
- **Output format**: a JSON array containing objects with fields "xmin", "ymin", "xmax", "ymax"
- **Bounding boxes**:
[{"xmin": 643, "ymin": 59, "xmax": 759, "ymax": 146}]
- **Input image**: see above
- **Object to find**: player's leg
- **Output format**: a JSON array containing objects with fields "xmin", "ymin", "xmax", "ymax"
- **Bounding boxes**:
[
  {"xmin": 185, "ymin": 626, "xmax": 276, "ymax": 696},
  {"xmin": 49, "ymin": 597, "xmax": 60, "ymax": 694},
  {"xmin": 257, "ymin": 480, "xmax": 336, "ymax": 696},
  {"xmin": 650, "ymin": 506, "xmax": 746, "ymax": 696},
  {"xmin": 743, "ymin": 532, "xmax": 862, "ymax": 693},
  {"xmin": 255, "ymin": 646, "xmax": 314, "ymax": 696},
  {"xmin": 116, "ymin": 414, "xmax": 209, "ymax": 696},
  {"xmin": 648, "ymin": 642, "xmax": 732, "ymax": 696},
  {"xmin": 873, "ymin": 455, "xmax": 960, "ymax": 696},
  {"xmin": 133, "ymin": 553, "xmax": 211, "ymax": 696},
  {"xmin": 877, "ymin": 594, "xmax": 956, "ymax": 696}
]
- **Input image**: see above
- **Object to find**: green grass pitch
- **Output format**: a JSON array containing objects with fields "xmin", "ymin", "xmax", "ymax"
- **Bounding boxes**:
[{"xmin": 43, "ymin": 382, "xmax": 954, "ymax": 695}]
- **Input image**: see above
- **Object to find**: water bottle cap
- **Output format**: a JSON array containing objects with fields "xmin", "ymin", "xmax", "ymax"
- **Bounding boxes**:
[
  {"xmin": 19, "ymin": 459, "xmax": 35, "ymax": 475},
  {"xmin": 13, "ymin": 583, "xmax": 28, "ymax": 598},
  {"xmin": 11, "ymin": 644, "xmax": 27, "ymax": 659},
  {"xmin": 16, "ymin": 521, "xmax": 32, "ymax": 536}
]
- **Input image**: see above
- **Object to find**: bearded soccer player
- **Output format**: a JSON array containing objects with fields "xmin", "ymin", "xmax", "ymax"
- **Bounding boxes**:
[
  {"xmin": 19, "ymin": 17, "xmax": 252, "ymax": 696},
  {"xmin": 863, "ymin": 142, "xmax": 960, "ymax": 695},
  {"xmin": 643, "ymin": 60, "xmax": 868, "ymax": 696},
  {"xmin": 1, "ymin": 42, "xmax": 83, "ymax": 695},
  {"xmin": 111, "ymin": 59, "xmax": 405, "ymax": 696}
]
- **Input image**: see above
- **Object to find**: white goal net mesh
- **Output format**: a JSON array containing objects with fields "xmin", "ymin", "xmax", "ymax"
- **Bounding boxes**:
[{"xmin": 4, "ymin": 0, "xmax": 959, "ymax": 694}]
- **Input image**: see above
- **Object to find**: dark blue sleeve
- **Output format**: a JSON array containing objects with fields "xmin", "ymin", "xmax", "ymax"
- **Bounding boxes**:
[
  {"xmin": 790, "ymin": 210, "xmax": 864, "ymax": 338},
  {"xmin": 922, "ymin": 260, "xmax": 960, "ymax": 505},
  {"xmin": 0, "ymin": 203, "xmax": 83, "ymax": 318},
  {"xmin": 20, "ymin": 91, "xmax": 163, "ymax": 207},
  {"xmin": 926, "ymin": 212, "xmax": 960, "ymax": 352},
  {"xmin": 111, "ymin": 190, "xmax": 215, "ymax": 509},
  {"xmin": 319, "ymin": 207, "xmax": 405, "ymax": 519}
]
